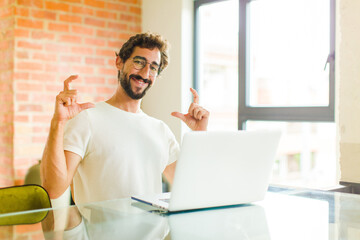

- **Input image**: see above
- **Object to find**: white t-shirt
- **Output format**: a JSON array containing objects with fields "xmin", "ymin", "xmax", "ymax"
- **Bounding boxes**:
[{"xmin": 63, "ymin": 102, "xmax": 180, "ymax": 205}]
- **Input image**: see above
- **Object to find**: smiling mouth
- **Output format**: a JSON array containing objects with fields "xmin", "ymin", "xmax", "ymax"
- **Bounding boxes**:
[{"xmin": 130, "ymin": 75, "xmax": 151, "ymax": 85}]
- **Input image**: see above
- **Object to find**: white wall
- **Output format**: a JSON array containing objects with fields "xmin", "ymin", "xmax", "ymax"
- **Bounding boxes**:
[
  {"xmin": 142, "ymin": 0, "xmax": 193, "ymax": 142},
  {"xmin": 337, "ymin": 0, "xmax": 360, "ymax": 183}
]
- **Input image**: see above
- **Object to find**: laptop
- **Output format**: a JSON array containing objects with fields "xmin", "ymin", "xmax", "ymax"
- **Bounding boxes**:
[{"xmin": 132, "ymin": 130, "xmax": 281, "ymax": 212}]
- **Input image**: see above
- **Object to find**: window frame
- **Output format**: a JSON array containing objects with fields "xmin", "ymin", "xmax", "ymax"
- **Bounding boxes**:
[{"xmin": 194, "ymin": 0, "xmax": 336, "ymax": 130}]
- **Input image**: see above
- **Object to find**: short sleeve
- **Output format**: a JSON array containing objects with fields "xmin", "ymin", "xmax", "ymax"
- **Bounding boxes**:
[{"xmin": 63, "ymin": 111, "xmax": 91, "ymax": 159}]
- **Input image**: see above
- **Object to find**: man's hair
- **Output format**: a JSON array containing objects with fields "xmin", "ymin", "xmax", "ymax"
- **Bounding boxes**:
[{"xmin": 118, "ymin": 32, "xmax": 169, "ymax": 75}]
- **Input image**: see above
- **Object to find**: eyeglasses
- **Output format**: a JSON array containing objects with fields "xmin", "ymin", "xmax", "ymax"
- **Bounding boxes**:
[{"xmin": 132, "ymin": 57, "xmax": 159, "ymax": 77}]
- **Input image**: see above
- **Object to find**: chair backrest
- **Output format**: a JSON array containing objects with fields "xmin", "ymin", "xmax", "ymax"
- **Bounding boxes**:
[{"xmin": 0, "ymin": 184, "xmax": 51, "ymax": 225}]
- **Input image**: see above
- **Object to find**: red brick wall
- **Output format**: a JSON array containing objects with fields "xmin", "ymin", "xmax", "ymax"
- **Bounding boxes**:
[
  {"xmin": 0, "ymin": 0, "xmax": 141, "ymax": 187},
  {"xmin": 0, "ymin": 0, "xmax": 15, "ymax": 187}
]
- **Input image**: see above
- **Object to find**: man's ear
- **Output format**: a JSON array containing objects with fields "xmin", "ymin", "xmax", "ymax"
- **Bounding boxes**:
[{"xmin": 115, "ymin": 56, "xmax": 123, "ymax": 70}]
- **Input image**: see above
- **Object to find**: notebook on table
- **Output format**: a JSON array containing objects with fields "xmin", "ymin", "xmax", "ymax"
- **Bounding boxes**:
[{"xmin": 132, "ymin": 130, "xmax": 281, "ymax": 212}]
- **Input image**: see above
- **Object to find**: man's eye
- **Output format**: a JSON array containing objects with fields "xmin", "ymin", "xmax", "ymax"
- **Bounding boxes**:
[
  {"xmin": 150, "ymin": 66, "xmax": 158, "ymax": 71},
  {"xmin": 134, "ymin": 60, "xmax": 143, "ymax": 65}
]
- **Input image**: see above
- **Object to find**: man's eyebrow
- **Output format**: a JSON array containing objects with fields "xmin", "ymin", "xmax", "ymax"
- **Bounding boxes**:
[{"xmin": 133, "ymin": 56, "xmax": 160, "ymax": 66}]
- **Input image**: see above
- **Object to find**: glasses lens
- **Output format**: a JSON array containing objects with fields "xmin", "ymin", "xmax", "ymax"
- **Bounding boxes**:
[{"xmin": 133, "ymin": 58, "xmax": 145, "ymax": 70}]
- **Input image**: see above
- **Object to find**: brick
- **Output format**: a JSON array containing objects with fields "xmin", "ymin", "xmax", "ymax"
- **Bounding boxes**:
[
  {"xmin": 71, "ymin": 25, "xmax": 93, "ymax": 36},
  {"xmin": 108, "ymin": 40, "xmax": 124, "ymax": 48},
  {"xmin": 84, "ymin": 76, "xmax": 105, "ymax": 84},
  {"xmin": 16, "ymin": 93, "xmax": 29, "ymax": 101},
  {"xmin": 17, "ymin": 0, "xmax": 43, "ymax": 9},
  {"xmin": 31, "ymin": 9, "xmax": 57, "ymax": 20},
  {"xmin": 120, "ymin": 13, "xmax": 140, "ymax": 22},
  {"xmin": 96, "ymin": 29, "xmax": 118, "ymax": 39},
  {"xmin": 70, "ymin": 46, "xmax": 94, "ymax": 55},
  {"xmin": 31, "ymin": 31, "xmax": 55, "ymax": 40},
  {"xmin": 129, "ymin": 6, "xmax": 141, "ymax": 15},
  {"xmin": 96, "ymin": 86, "xmax": 114, "ymax": 94},
  {"xmin": 0, "ymin": 156, "xmax": 12, "ymax": 165},
  {"xmin": 32, "ymin": 52, "xmax": 57, "ymax": 61},
  {"xmin": 45, "ymin": 43, "xmax": 70, "ymax": 53},
  {"xmin": 96, "ymin": 10, "xmax": 117, "ymax": 20},
  {"xmin": 76, "ymin": 85, "xmax": 94, "ymax": 93},
  {"xmin": 48, "ymin": 22, "xmax": 69, "ymax": 32},
  {"xmin": 0, "ymin": 40, "xmax": 13, "ymax": 49},
  {"xmin": 0, "ymin": 83, "xmax": 12, "ymax": 92},
  {"xmin": 45, "ymin": 1, "xmax": 70, "ymax": 12},
  {"xmin": 59, "ymin": 14, "xmax": 82, "ymax": 24},
  {"xmin": 84, "ymin": 37, "xmax": 105, "ymax": 47},
  {"xmin": 16, "ymin": 51, "xmax": 29, "ymax": 59},
  {"xmin": 84, "ymin": 17, "xmax": 105, "ymax": 28},
  {"xmin": 121, "ymin": 0, "xmax": 138, "ymax": 4},
  {"xmin": 15, "ymin": 115, "xmax": 29, "ymax": 122},
  {"xmin": 32, "ymin": 94, "xmax": 54, "ymax": 102},
  {"xmin": 62, "ymin": 0, "xmax": 82, "ymax": 3},
  {"xmin": 33, "ymin": 126, "xmax": 49, "ymax": 133},
  {"xmin": 16, "ymin": 62, "xmax": 43, "ymax": 71},
  {"xmin": 0, "ymin": 62, "xmax": 13, "ymax": 71},
  {"xmin": 16, "ymin": 82, "xmax": 43, "ymax": 91},
  {"xmin": 14, "ymin": 72, "xmax": 29, "ymax": 80},
  {"xmin": 59, "ymin": 34, "xmax": 82, "ymax": 44},
  {"xmin": 0, "ymin": 114, "xmax": 13, "ymax": 122},
  {"xmin": 14, "ymin": 179, "xmax": 25, "ymax": 186},
  {"xmin": 45, "ymin": 64, "xmax": 69, "ymax": 73},
  {"xmin": 108, "ymin": 22, "xmax": 127, "ymax": 31},
  {"xmin": 0, "ymin": 6, "xmax": 14, "ymax": 18},
  {"xmin": 71, "ymin": 65, "xmax": 94, "ymax": 74},
  {"xmin": 32, "ymin": 115, "xmax": 51, "ymax": 123},
  {"xmin": 0, "ymin": 93, "xmax": 12, "ymax": 102},
  {"xmin": 17, "ymin": 40, "xmax": 43, "ymax": 50},
  {"xmin": 60, "ymin": 55, "xmax": 82, "ymax": 63},
  {"xmin": 95, "ymin": 96, "xmax": 106, "ymax": 102},
  {"xmin": 1, "ymin": 29, "xmax": 14, "ymax": 39},
  {"xmin": 85, "ymin": 57, "xmax": 104, "ymax": 65},
  {"xmin": 107, "ymin": 59, "xmax": 115, "ymax": 65},
  {"xmin": 71, "ymin": 6, "xmax": 94, "ymax": 16},
  {"xmin": 14, "ymin": 6, "xmax": 29, "ymax": 17},
  {"xmin": 0, "ymin": 166, "xmax": 12, "ymax": 176},
  {"xmin": 0, "ymin": 17, "xmax": 14, "ymax": 29},
  {"xmin": 17, "ymin": 18, "xmax": 43, "ymax": 29},
  {"xmin": 129, "ymin": 25, "xmax": 141, "ymax": 32},
  {"xmin": 96, "ymin": 48, "xmax": 115, "ymax": 57},
  {"xmin": 105, "ymin": 2, "xmax": 127, "ymax": 11},
  {"xmin": 18, "ymin": 104, "xmax": 43, "ymax": 112},
  {"xmin": 30, "ymin": 72, "xmax": 55, "ymax": 81},
  {"xmin": 32, "ymin": 135, "xmax": 48, "ymax": 143},
  {"xmin": 84, "ymin": 0, "xmax": 105, "ymax": 8},
  {"xmin": 14, "ymin": 29, "xmax": 30, "ymax": 38},
  {"xmin": 98, "ymin": 67, "xmax": 116, "ymax": 75}
]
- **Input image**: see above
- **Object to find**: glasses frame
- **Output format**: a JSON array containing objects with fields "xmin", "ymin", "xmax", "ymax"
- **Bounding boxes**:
[{"xmin": 131, "ymin": 57, "xmax": 159, "ymax": 77}]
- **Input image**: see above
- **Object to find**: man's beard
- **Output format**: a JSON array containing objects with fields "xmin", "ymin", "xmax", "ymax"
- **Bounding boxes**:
[{"xmin": 118, "ymin": 71, "xmax": 152, "ymax": 100}]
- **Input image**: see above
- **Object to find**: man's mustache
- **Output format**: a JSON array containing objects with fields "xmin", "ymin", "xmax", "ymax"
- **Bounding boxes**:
[{"xmin": 129, "ymin": 74, "xmax": 152, "ymax": 84}]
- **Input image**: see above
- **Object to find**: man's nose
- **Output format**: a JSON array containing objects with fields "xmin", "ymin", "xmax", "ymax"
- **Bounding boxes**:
[{"xmin": 138, "ymin": 64, "xmax": 151, "ymax": 79}]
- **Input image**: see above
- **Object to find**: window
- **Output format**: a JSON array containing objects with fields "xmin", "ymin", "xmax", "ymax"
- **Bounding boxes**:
[{"xmin": 194, "ymin": 0, "xmax": 336, "ymax": 188}]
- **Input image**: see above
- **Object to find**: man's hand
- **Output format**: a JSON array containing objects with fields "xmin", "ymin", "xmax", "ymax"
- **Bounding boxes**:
[
  {"xmin": 171, "ymin": 88, "xmax": 210, "ymax": 131},
  {"xmin": 54, "ymin": 75, "xmax": 95, "ymax": 123}
]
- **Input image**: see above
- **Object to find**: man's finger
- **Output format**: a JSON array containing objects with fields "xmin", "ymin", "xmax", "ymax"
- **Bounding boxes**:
[
  {"xmin": 79, "ymin": 102, "xmax": 95, "ymax": 111},
  {"xmin": 190, "ymin": 88, "xmax": 199, "ymax": 104},
  {"xmin": 171, "ymin": 112, "xmax": 187, "ymax": 122},
  {"xmin": 64, "ymin": 75, "xmax": 78, "ymax": 91}
]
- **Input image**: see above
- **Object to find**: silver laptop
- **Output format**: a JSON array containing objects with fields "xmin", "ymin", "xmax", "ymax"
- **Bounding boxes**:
[{"xmin": 132, "ymin": 130, "xmax": 281, "ymax": 212}]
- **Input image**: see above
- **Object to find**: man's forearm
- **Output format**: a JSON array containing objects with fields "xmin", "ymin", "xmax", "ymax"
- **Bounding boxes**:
[{"xmin": 41, "ymin": 119, "xmax": 69, "ymax": 199}]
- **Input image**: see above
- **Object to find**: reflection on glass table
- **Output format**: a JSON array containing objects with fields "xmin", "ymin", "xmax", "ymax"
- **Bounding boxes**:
[{"xmin": 1, "ymin": 189, "xmax": 360, "ymax": 239}]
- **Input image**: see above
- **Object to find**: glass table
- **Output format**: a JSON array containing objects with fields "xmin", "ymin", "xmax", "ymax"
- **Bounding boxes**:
[{"xmin": 1, "ymin": 187, "xmax": 360, "ymax": 239}]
